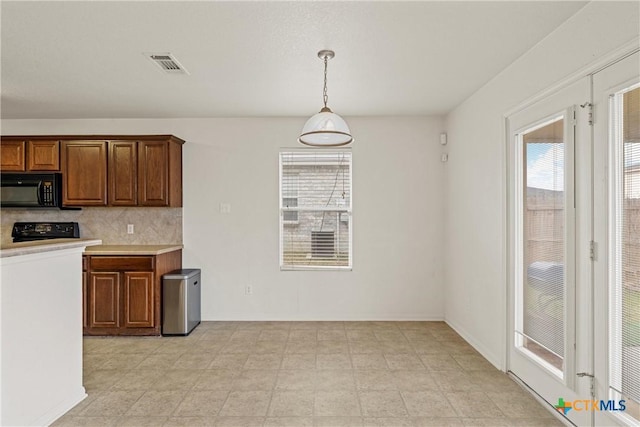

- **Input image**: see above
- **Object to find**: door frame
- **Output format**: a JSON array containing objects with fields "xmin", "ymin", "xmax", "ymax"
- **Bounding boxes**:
[
  {"xmin": 502, "ymin": 40, "xmax": 640, "ymax": 424},
  {"xmin": 592, "ymin": 51, "xmax": 640, "ymax": 427},
  {"xmin": 505, "ymin": 79, "xmax": 591, "ymax": 426}
]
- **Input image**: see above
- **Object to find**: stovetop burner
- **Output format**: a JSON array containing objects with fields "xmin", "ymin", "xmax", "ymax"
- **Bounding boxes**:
[{"xmin": 12, "ymin": 222, "xmax": 80, "ymax": 242}]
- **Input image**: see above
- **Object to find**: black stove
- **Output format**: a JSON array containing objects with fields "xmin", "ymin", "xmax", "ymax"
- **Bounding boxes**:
[{"xmin": 12, "ymin": 222, "xmax": 80, "ymax": 242}]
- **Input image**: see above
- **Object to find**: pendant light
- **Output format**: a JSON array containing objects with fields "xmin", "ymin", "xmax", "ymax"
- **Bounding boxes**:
[{"xmin": 298, "ymin": 50, "xmax": 353, "ymax": 146}]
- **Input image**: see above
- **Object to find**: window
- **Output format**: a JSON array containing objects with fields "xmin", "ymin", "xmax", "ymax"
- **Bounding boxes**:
[
  {"xmin": 282, "ymin": 173, "xmax": 299, "ymax": 223},
  {"xmin": 519, "ymin": 115, "xmax": 567, "ymax": 374},
  {"xmin": 279, "ymin": 150, "xmax": 352, "ymax": 270}
]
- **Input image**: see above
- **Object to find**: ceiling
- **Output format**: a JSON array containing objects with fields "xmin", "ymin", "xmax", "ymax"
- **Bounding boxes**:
[{"xmin": 1, "ymin": 1, "xmax": 587, "ymax": 120}]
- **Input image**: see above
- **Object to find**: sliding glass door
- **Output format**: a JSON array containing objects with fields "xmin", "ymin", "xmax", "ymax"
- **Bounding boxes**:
[
  {"xmin": 593, "ymin": 51, "xmax": 640, "ymax": 427},
  {"xmin": 507, "ymin": 78, "xmax": 591, "ymax": 426},
  {"xmin": 508, "ymin": 50, "xmax": 640, "ymax": 427}
]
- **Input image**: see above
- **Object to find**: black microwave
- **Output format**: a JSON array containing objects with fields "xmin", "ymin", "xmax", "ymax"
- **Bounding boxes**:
[{"xmin": 0, "ymin": 173, "xmax": 62, "ymax": 208}]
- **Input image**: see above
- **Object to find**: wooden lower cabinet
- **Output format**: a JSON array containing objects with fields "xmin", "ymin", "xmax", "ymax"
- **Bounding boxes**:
[
  {"xmin": 90, "ymin": 272, "xmax": 120, "ymax": 328},
  {"xmin": 82, "ymin": 257, "xmax": 88, "ymax": 328},
  {"xmin": 83, "ymin": 249, "xmax": 181, "ymax": 336},
  {"xmin": 82, "ymin": 272, "xmax": 88, "ymax": 329},
  {"xmin": 123, "ymin": 272, "xmax": 154, "ymax": 328}
]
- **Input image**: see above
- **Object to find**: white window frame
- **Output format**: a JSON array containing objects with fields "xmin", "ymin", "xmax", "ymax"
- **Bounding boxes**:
[
  {"xmin": 607, "ymin": 81, "xmax": 640, "ymax": 418},
  {"xmin": 279, "ymin": 149, "xmax": 353, "ymax": 271}
]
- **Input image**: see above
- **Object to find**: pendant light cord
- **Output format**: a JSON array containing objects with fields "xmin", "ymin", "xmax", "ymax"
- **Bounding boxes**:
[{"xmin": 323, "ymin": 55, "xmax": 329, "ymax": 109}]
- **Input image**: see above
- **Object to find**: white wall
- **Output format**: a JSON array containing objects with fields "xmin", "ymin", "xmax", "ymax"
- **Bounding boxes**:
[
  {"xmin": 1, "ymin": 116, "xmax": 445, "ymax": 320},
  {"xmin": 444, "ymin": 1, "xmax": 640, "ymax": 369}
]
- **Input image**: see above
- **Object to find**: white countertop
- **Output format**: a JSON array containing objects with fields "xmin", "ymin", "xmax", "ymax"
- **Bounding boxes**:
[
  {"xmin": 0, "ymin": 238, "xmax": 102, "ymax": 258},
  {"xmin": 84, "ymin": 244, "xmax": 183, "ymax": 255}
]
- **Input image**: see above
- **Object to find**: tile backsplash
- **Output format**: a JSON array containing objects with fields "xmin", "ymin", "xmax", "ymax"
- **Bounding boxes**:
[{"xmin": 1, "ymin": 207, "xmax": 182, "ymax": 245}]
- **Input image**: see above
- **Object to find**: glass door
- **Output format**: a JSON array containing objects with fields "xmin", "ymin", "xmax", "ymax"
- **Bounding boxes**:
[
  {"xmin": 507, "ymin": 78, "xmax": 592, "ymax": 426},
  {"xmin": 593, "ymin": 51, "xmax": 640, "ymax": 427}
]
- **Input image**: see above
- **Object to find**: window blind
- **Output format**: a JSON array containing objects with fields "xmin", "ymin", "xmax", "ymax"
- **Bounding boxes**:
[
  {"xmin": 610, "ymin": 84, "xmax": 640, "ymax": 412},
  {"xmin": 279, "ymin": 151, "xmax": 352, "ymax": 270},
  {"xmin": 519, "ymin": 116, "xmax": 566, "ymax": 372}
]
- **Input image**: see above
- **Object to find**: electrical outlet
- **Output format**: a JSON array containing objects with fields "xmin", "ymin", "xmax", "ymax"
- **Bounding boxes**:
[
  {"xmin": 245, "ymin": 285, "xmax": 252, "ymax": 295},
  {"xmin": 127, "ymin": 224, "xmax": 134, "ymax": 234}
]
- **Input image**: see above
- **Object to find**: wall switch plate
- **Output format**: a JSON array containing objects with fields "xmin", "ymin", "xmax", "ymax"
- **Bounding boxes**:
[
  {"xmin": 220, "ymin": 203, "xmax": 231, "ymax": 214},
  {"xmin": 245, "ymin": 285, "xmax": 252, "ymax": 295},
  {"xmin": 127, "ymin": 224, "xmax": 134, "ymax": 234}
]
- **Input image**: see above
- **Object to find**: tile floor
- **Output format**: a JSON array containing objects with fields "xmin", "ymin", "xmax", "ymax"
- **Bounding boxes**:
[{"xmin": 53, "ymin": 321, "xmax": 563, "ymax": 427}]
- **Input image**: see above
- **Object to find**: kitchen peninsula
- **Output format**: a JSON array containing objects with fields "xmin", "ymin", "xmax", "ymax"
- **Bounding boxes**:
[{"xmin": 0, "ymin": 238, "xmax": 101, "ymax": 426}]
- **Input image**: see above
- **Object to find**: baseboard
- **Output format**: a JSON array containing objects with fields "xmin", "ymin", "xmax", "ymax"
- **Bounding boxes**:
[
  {"xmin": 200, "ymin": 316, "xmax": 447, "ymax": 322},
  {"xmin": 33, "ymin": 387, "xmax": 87, "ymax": 427},
  {"xmin": 444, "ymin": 318, "xmax": 504, "ymax": 371}
]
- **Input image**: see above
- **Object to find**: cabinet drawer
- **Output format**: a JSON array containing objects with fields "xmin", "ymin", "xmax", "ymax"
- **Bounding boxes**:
[{"xmin": 89, "ymin": 256, "xmax": 154, "ymax": 271}]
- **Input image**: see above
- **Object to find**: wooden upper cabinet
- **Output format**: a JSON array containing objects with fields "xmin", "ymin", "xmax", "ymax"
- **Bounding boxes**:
[
  {"xmin": 27, "ymin": 140, "xmax": 60, "ymax": 171},
  {"xmin": 108, "ymin": 141, "xmax": 137, "ymax": 206},
  {"xmin": 1, "ymin": 138, "xmax": 59, "ymax": 171},
  {"xmin": 138, "ymin": 138, "xmax": 183, "ymax": 207},
  {"xmin": 4, "ymin": 135, "xmax": 183, "ymax": 207},
  {"xmin": 1, "ymin": 139, "xmax": 26, "ymax": 171},
  {"xmin": 139, "ymin": 140, "xmax": 168, "ymax": 206},
  {"xmin": 61, "ymin": 140, "xmax": 108, "ymax": 206}
]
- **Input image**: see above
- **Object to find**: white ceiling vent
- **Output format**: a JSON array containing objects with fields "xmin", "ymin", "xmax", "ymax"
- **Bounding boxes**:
[{"xmin": 145, "ymin": 53, "xmax": 189, "ymax": 75}]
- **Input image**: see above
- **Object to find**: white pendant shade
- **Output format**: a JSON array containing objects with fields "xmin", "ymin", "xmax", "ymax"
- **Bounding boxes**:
[
  {"xmin": 299, "ymin": 50, "xmax": 353, "ymax": 147},
  {"xmin": 298, "ymin": 110, "xmax": 353, "ymax": 146}
]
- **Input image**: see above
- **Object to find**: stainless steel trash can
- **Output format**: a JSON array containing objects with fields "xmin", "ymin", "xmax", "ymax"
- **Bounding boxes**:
[{"xmin": 162, "ymin": 269, "xmax": 201, "ymax": 336}]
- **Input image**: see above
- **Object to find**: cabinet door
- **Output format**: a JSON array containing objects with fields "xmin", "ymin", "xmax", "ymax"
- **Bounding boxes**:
[
  {"xmin": 89, "ymin": 272, "xmax": 120, "ymax": 328},
  {"xmin": 108, "ymin": 141, "xmax": 137, "ymax": 206},
  {"xmin": 123, "ymin": 272, "xmax": 154, "ymax": 328},
  {"xmin": 0, "ymin": 139, "xmax": 26, "ymax": 171},
  {"xmin": 61, "ymin": 141, "xmax": 107, "ymax": 206},
  {"xmin": 138, "ymin": 140, "xmax": 169, "ymax": 206},
  {"xmin": 27, "ymin": 140, "xmax": 59, "ymax": 171},
  {"xmin": 82, "ymin": 271, "xmax": 88, "ymax": 330}
]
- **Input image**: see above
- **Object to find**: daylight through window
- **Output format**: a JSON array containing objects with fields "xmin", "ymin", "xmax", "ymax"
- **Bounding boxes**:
[{"xmin": 279, "ymin": 151, "xmax": 352, "ymax": 270}]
